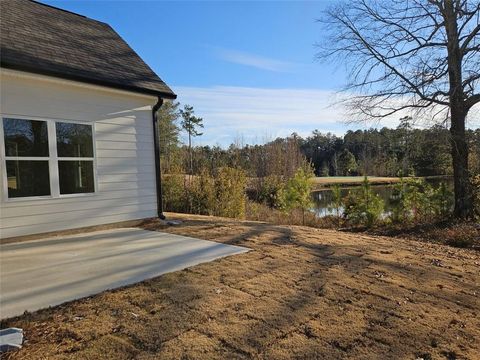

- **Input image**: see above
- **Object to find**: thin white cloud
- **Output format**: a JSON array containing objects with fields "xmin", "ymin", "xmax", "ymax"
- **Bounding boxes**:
[
  {"xmin": 213, "ymin": 47, "xmax": 302, "ymax": 72},
  {"xmin": 175, "ymin": 86, "xmax": 350, "ymax": 145},
  {"xmin": 173, "ymin": 86, "xmax": 480, "ymax": 147}
]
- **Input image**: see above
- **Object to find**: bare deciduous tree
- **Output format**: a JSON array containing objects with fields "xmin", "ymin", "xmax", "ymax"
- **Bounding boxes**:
[{"xmin": 319, "ymin": 0, "xmax": 479, "ymax": 218}]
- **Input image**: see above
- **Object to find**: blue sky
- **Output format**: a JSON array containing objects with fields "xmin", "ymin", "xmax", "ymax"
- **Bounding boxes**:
[{"xmin": 42, "ymin": 0, "xmax": 478, "ymax": 146}]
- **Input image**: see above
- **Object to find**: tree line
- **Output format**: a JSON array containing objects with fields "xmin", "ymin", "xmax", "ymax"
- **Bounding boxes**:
[
  {"xmin": 158, "ymin": 102, "xmax": 479, "ymax": 180},
  {"xmin": 157, "ymin": 102, "xmax": 479, "ymax": 227}
]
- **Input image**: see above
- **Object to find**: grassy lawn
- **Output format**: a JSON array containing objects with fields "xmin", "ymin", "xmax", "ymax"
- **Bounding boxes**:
[{"xmin": 2, "ymin": 213, "xmax": 479, "ymax": 359}]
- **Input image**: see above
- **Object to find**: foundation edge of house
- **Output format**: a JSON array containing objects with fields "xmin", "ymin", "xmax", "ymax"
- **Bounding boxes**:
[{"xmin": 0, "ymin": 217, "xmax": 166, "ymax": 245}]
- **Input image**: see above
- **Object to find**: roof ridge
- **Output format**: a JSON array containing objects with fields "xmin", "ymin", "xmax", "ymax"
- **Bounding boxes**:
[{"xmin": 29, "ymin": 0, "xmax": 97, "ymax": 21}]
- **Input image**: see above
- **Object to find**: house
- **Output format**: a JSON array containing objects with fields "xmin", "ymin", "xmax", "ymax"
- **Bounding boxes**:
[{"xmin": 0, "ymin": 0, "xmax": 176, "ymax": 239}]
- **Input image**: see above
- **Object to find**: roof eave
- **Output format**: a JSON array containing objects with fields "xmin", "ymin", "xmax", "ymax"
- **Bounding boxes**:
[{"xmin": 1, "ymin": 61, "xmax": 177, "ymax": 100}]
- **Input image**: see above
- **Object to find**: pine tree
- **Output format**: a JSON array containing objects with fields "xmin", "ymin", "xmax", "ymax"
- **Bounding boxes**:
[{"xmin": 180, "ymin": 105, "xmax": 204, "ymax": 175}]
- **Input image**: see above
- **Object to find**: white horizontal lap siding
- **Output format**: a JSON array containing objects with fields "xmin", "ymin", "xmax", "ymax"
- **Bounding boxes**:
[{"xmin": 0, "ymin": 70, "xmax": 159, "ymax": 238}]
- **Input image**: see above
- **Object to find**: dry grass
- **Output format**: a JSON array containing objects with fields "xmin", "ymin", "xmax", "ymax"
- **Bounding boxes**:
[
  {"xmin": 311, "ymin": 176, "xmax": 401, "ymax": 185},
  {"xmin": 310, "ymin": 176, "xmax": 402, "ymax": 190},
  {"xmin": 309, "ymin": 176, "xmax": 453, "ymax": 190},
  {"xmin": 371, "ymin": 221, "xmax": 480, "ymax": 250},
  {"xmin": 2, "ymin": 213, "xmax": 479, "ymax": 359}
]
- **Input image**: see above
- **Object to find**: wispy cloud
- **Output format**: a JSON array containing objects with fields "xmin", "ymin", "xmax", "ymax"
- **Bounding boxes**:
[
  {"xmin": 174, "ymin": 86, "xmax": 351, "ymax": 145},
  {"xmin": 212, "ymin": 47, "xmax": 302, "ymax": 72},
  {"xmin": 173, "ymin": 86, "xmax": 480, "ymax": 147}
]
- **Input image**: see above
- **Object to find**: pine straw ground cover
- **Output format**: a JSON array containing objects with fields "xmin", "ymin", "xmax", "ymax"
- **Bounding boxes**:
[{"xmin": 2, "ymin": 213, "xmax": 479, "ymax": 359}]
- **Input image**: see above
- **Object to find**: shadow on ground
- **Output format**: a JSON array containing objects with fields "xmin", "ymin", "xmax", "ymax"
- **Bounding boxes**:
[{"xmin": 2, "ymin": 213, "xmax": 479, "ymax": 359}]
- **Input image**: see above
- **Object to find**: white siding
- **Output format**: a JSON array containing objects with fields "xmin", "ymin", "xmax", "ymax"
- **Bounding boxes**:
[{"xmin": 0, "ymin": 70, "xmax": 159, "ymax": 238}]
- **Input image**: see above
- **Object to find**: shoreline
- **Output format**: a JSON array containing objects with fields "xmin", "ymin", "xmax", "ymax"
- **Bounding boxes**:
[{"xmin": 311, "ymin": 175, "xmax": 452, "ymax": 191}]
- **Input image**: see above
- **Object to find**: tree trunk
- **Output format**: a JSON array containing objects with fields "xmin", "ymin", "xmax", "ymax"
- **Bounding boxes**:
[
  {"xmin": 450, "ymin": 110, "xmax": 473, "ymax": 218},
  {"xmin": 188, "ymin": 132, "xmax": 193, "ymax": 213},
  {"xmin": 444, "ymin": 0, "xmax": 474, "ymax": 219},
  {"xmin": 188, "ymin": 132, "xmax": 193, "ymax": 176}
]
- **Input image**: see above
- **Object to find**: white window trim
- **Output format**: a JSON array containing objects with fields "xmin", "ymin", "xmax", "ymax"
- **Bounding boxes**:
[{"xmin": 0, "ymin": 115, "xmax": 98, "ymax": 202}]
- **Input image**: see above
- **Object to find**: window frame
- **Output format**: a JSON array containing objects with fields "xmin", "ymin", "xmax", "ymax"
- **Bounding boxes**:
[{"xmin": 0, "ymin": 115, "xmax": 97, "ymax": 202}]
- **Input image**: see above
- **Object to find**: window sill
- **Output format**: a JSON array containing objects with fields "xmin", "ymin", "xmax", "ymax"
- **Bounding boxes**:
[
  {"xmin": 3, "ymin": 192, "xmax": 97, "ymax": 203},
  {"xmin": 3, "ymin": 195, "xmax": 54, "ymax": 203},
  {"xmin": 59, "ymin": 192, "xmax": 97, "ymax": 199}
]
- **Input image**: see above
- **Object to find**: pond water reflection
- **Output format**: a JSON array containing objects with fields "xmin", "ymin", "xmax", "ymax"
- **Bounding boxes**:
[{"xmin": 312, "ymin": 179, "xmax": 453, "ymax": 218}]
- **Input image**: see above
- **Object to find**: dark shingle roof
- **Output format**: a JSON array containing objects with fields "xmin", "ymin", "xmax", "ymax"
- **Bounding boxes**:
[{"xmin": 0, "ymin": 0, "xmax": 176, "ymax": 99}]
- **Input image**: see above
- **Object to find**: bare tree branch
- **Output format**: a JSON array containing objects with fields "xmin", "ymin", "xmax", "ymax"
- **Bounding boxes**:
[{"xmin": 318, "ymin": 0, "xmax": 479, "ymax": 218}]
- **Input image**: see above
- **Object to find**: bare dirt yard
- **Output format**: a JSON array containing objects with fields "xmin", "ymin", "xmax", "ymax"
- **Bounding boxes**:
[{"xmin": 2, "ymin": 213, "xmax": 479, "ymax": 359}]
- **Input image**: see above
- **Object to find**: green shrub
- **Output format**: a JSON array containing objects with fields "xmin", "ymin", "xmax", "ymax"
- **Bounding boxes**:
[
  {"xmin": 403, "ymin": 178, "xmax": 434, "ymax": 222},
  {"xmin": 162, "ymin": 173, "xmax": 187, "ymax": 213},
  {"xmin": 214, "ymin": 167, "xmax": 247, "ymax": 218},
  {"xmin": 389, "ymin": 179, "xmax": 409, "ymax": 223},
  {"xmin": 282, "ymin": 165, "xmax": 315, "ymax": 225},
  {"xmin": 327, "ymin": 184, "xmax": 343, "ymax": 227},
  {"xmin": 257, "ymin": 175, "xmax": 286, "ymax": 209},
  {"xmin": 389, "ymin": 178, "xmax": 453, "ymax": 223},
  {"xmin": 431, "ymin": 181, "xmax": 454, "ymax": 218},
  {"xmin": 330, "ymin": 184, "xmax": 343, "ymax": 216},
  {"xmin": 164, "ymin": 167, "xmax": 246, "ymax": 219},
  {"xmin": 344, "ymin": 177, "xmax": 384, "ymax": 227},
  {"xmin": 190, "ymin": 169, "xmax": 216, "ymax": 215}
]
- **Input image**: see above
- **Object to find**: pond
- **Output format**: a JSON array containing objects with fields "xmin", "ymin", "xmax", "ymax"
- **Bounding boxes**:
[{"xmin": 312, "ymin": 179, "xmax": 453, "ymax": 218}]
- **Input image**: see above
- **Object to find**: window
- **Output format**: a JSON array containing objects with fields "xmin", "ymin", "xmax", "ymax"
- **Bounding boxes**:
[
  {"xmin": 1, "ymin": 117, "xmax": 95, "ymax": 199},
  {"xmin": 4, "ymin": 118, "xmax": 49, "ymax": 157},
  {"xmin": 6, "ymin": 160, "xmax": 51, "ymax": 198},
  {"xmin": 56, "ymin": 122, "xmax": 93, "ymax": 157},
  {"xmin": 58, "ymin": 161, "xmax": 95, "ymax": 194},
  {"xmin": 56, "ymin": 122, "xmax": 95, "ymax": 194},
  {"xmin": 3, "ymin": 118, "xmax": 51, "ymax": 198}
]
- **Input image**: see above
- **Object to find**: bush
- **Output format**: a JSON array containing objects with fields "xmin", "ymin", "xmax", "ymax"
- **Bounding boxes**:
[
  {"xmin": 389, "ymin": 179, "xmax": 409, "ymax": 223},
  {"xmin": 163, "ymin": 166, "xmax": 247, "ymax": 219},
  {"xmin": 162, "ymin": 173, "xmax": 187, "ymax": 213},
  {"xmin": 190, "ymin": 169, "xmax": 216, "ymax": 215},
  {"xmin": 215, "ymin": 167, "xmax": 247, "ymax": 218},
  {"xmin": 257, "ymin": 175, "xmax": 286, "ymax": 209},
  {"xmin": 389, "ymin": 178, "xmax": 453, "ymax": 223},
  {"xmin": 282, "ymin": 165, "xmax": 315, "ymax": 225},
  {"xmin": 344, "ymin": 177, "xmax": 384, "ymax": 227},
  {"xmin": 327, "ymin": 184, "xmax": 343, "ymax": 227},
  {"xmin": 431, "ymin": 181, "xmax": 454, "ymax": 218},
  {"xmin": 404, "ymin": 178, "xmax": 438, "ymax": 222},
  {"xmin": 329, "ymin": 184, "xmax": 343, "ymax": 217}
]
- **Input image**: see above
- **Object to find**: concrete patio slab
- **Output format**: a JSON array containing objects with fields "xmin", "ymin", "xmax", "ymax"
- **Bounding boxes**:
[{"xmin": 0, "ymin": 228, "xmax": 249, "ymax": 319}]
